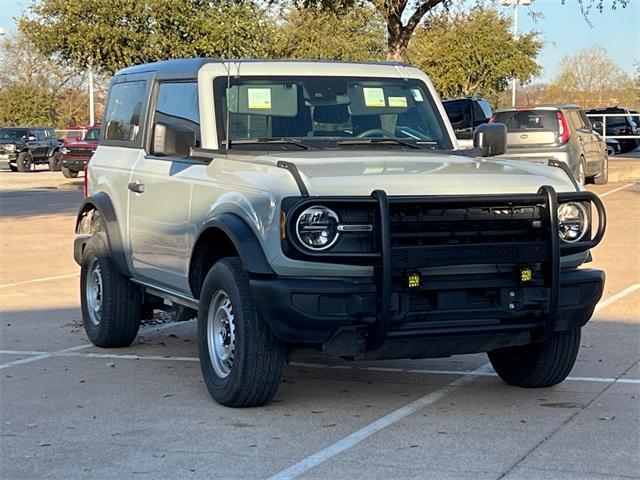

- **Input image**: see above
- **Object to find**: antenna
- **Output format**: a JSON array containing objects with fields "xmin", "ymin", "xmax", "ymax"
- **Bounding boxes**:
[{"xmin": 225, "ymin": 2, "xmax": 232, "ymax": 155}]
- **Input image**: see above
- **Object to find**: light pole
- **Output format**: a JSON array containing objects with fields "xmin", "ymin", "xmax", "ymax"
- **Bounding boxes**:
[
  {"xmin": 88, "ymin": 66, "xmax": 95, "ymax": 126},
  {"xmin": 501, "ymin": 0, "xmax": 532, "ymax": 107}
]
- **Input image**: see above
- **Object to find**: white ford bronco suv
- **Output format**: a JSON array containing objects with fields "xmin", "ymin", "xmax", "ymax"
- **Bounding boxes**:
[{"xmin": 74, "ymin": 59, "xmax": 606, "ymax": 407}]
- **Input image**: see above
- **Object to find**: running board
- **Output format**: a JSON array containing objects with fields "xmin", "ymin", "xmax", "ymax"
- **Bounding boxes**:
[{"xmin": 130, "ymin": 279, "xmax": 199, "ymax": 311}]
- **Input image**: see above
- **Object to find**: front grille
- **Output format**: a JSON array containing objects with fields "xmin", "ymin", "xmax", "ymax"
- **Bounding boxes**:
[
  {"xmin": 66, "ymin": 147, "xmax": 95, "ymax": 156},
  {"xmin": 389, "ymin": 203, "xmax": 545, "ymax": 247}
]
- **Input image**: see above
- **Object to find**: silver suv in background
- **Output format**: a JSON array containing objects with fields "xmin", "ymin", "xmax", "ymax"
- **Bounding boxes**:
[{"xmin": 493, "ymin": 105, "xmax": 608, "ymax": 185}]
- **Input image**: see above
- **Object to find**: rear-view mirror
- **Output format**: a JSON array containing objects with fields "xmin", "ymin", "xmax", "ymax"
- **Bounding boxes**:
[{"xmin": 473, "ymin": 123, "xmax": 507, "ymax": 157}]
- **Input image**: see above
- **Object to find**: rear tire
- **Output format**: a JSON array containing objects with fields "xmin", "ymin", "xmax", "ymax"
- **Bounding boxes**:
[
  {"xmin": 594, "ymin": 156, "xmax": 608, "ymax": 185},
  {"xmin": 575, "ymin": 157, "xmax": 586, "ymax": 186},
  {"xmin": 62, "ymin": 166, "xmax": 79, "ymax": 178},
  {"xmin": 198, "ymin": 257, "xmax": 285, "ymax": 407},
  {"xmin": 49, "ymin": 152, "xmax": 62, "ymax": 171},
  {"xmin": 16, "ymin": 152, "xmax": 32, "ymax": 172},
  {"xmin": 80, "ymin": 234, "xmax": 141, "ymax": 347},
  {"xmin": 488, "ymin": 328, "xmax": 581, "ymax": 388}
]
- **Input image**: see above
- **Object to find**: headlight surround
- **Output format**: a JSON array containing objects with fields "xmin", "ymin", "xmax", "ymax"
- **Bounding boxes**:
[
  {"xmin": 61, "ymin": 146, "xmax": 69, "ymax": 154},
  {"xmin": 295, "ymin": 205, "xmax": 340, "ymax": 250},
  {"xmin": 557, "ymin": 202, "xmax": 589, "ymax": 243},
  {"xmin": 5, "ymin": 144, "xmax": 16, "ymax": 152}
]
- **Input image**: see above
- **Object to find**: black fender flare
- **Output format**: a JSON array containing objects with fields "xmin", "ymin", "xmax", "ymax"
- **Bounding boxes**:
[
  {"xmin": 196, "ymin": 213, "xmax": 274, "ymax": 275},
  {"xmin": 75, "ymin": 192, "xmax": 130, "ymax": 276}
]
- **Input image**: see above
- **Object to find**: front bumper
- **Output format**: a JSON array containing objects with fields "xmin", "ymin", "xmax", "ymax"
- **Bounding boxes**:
[
  {"xmin": 62, "ymin": 156, "xmax": 89, "ymax": 171},
  {"xmin": 252, "ymin": 268, "xmax": 604, "ymax": 349},
  {"xmin": 0, "ymin": 153, "xmax": 17, "ymax": 170}
]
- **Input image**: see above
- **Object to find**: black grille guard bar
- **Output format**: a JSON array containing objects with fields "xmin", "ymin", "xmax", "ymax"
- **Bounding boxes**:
[{"xmin": 364, "ymin": 185, "xmax": 606, "ymax": 350}]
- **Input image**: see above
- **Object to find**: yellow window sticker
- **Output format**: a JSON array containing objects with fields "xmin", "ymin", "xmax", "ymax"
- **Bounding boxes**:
[
  {"xmin": 411, "ymin": 88, "xmax": 424, "ymax": 102},
  {"xmin": 363, "ymin": 87, "xmax": 386, "ymax": 107},
  {"xmin": 247, "ymin": 88, "xmax": 272, "ymax": 109},
  {"xmin": 388, "ymin": 96, "xmax": 408, "ymax": 108}
]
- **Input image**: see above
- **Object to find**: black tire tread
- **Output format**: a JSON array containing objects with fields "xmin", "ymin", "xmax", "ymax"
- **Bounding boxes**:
[
  {"xmin": 198, "ymin": 257, "xmax": 285, "ymax": 407},
  {"xmin": 16, "ymin": 152, "xmax": 32, "ymax": 172},
  {"xmin": 488, "ymin": 328, "xmax": 581, "ymax": 388},
  {"xmin": 81, "ymin": 234, "xmax": 141, "ymax": 347}
]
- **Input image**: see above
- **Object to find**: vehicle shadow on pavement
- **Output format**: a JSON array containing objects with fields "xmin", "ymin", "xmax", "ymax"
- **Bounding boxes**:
[{"xmin": 0, "ymin": 188, "xmax": 83, "ymax": 219}]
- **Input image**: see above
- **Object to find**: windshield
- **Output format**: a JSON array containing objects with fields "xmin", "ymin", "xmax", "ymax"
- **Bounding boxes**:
[
  {"xmin": 214, "ymin": 76, "xmax": 452, "ymax": 150},
  {"xmin": 0, "ymin": 128, "xmax": 29, "ymax": 141},
  {"xmin": 84, "ymin": 128, "xmax": 100, "ymax": 141}
]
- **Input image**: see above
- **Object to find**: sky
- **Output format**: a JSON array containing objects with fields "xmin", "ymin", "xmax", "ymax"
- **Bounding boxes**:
[{"xmin": 0, "ymin": 0, "xmax": 638, "ymax": 83}]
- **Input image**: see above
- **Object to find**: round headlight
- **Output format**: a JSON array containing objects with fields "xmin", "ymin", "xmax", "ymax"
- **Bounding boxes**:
[
  {"xmin": 61, "ymin": 146, "xmax": 69, "ymax": 154},
  {"xmin": 557, "ymin": 202, "xmax": 588, "ymax": 243},
  {"xmin": 296, "ymin": 206, "xmax": 340, "ymax": 250}
]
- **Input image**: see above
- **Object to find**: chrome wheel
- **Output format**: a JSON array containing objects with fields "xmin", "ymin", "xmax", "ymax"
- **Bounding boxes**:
[
  {"xmin": 86, "ymin": 259, "xmax": 103, "ymax": 326},
  {"xmin": 207, "ymin": 290, "xmax": 236, "ymax": 378}
]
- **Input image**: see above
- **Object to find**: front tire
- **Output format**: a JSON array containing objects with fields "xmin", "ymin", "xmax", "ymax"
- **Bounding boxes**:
[
  {"xmin": 198, "ymin": 257, "xmax": 285, "ymax": 407},
  {"xmin": 488, "ymin": 328, "xmax": 581, "ymax": 388},
  {"xmin": 594, "ymin": 156, "xmax": 609, "ymax": 185},
  {"xmin": 49, "ymin": 152, "xmax": 62, "ymax": 171},
  {"xmin": 80, "ymin": 234, "xmax": 141, "ymax": 347},
  {"xmin": 16, "ymin": 152, "xmax": 32, "ymax": 172},
  {"xmin": 62, "ymin": 166, "xmax": 79, "ymax": 178}
]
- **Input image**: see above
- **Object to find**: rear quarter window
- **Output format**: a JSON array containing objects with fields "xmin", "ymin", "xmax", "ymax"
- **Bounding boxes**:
[{"xmin": 103, "ymin": 80, "xmax": 148, "ymax": 145}]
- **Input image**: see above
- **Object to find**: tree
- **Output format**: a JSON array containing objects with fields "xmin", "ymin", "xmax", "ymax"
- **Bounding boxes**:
[
  {"xmin": 548, "ymin": 46, "xmax": 635, "ymax": 108},
  {"xmin": 272, "ymin": 4, "xmax": 386, "ymax": 61},
  {"xmin": 407, "ymin": 7, "xmax": 542, "ymax": 100},
  {"xmin": 287, "ymin": 0, "xmax": 630, "ymax": 61},
  {"xmin": 0, "ymin": 84, "xmax": 56, "ymax": 126},
  {"xmin": 19, "ymin": 0, "xmax": 274, "ymax": 75}
]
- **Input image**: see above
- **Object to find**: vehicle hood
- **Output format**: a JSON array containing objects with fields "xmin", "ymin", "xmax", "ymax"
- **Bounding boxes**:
[
  {"xmin": 64, "ymin": 139, "xmax": 98, "ymax": 148},
  {"xmin": 0, "ymin": 139, "xmax": 23, "ymax": 146},
  {"xmin": 254, "ymin": 150, "xmax": 578, "ymax": 196}
]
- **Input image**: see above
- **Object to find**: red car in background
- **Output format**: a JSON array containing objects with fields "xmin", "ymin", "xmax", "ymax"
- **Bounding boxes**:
[{"xmin": 60, "ymin": 126, "xmax": 100, "ymax": 178}]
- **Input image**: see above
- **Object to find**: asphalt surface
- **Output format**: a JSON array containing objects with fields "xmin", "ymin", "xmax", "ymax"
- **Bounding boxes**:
[{"xmin": 0, "ymin": 170, "xmax": 638, "ymax": 480}]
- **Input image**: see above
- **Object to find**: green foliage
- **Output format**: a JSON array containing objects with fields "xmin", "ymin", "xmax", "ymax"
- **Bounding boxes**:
[
  {"xmin": 0, "ymin": 84, "xmax": 56, "ymax": 126},
  {"xmin": 272, "ymin": 5, "xmax": 386, "ymax": 61},
  {"xmin": 407, "ymin": 7, "xmax": 542, "ymax": 100},
  {"xmin": 19, "ymin": 0, "xmax": 274, "ymax": 75}
]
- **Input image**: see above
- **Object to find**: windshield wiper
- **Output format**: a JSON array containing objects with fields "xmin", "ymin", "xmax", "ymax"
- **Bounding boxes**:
[
  {"xmin": 336, "ymin": 138, "xmax": 425, "ymax": 150},
  {"xmin": 230, "ymin": 138, "xmax": 312, "ymax": 150}
]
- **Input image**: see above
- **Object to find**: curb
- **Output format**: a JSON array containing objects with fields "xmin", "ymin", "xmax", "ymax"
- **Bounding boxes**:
[{"xmin": 609, "ymin": 156, "xmax": 640, "ymax": 183}]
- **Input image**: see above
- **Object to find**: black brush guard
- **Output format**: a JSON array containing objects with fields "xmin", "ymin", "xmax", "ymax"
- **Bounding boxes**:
[{"xmin": 366, "ymin": 186, "xmax": 606, "ymax": 349}]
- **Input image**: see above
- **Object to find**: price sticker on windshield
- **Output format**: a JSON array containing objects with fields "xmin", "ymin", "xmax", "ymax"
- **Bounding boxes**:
[
  {"xmin": 247, "ymin": 88, "xmax": 272, "ymax": 109},
  {"xmin": 388, "ymin": 96, "xmax": 408, "ymax": 108},
  {"xmin": 363, "ymin": 88, "xmax": 386, "ymax": 107},
  {"xmin": 411, "ymin": 88, "xmax": 424, "ymax": 102}
]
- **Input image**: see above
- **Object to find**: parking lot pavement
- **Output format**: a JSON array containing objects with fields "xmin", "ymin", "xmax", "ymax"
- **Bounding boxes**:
[{"xmin": 1, "ymin": 172, "xmax": 638, "ymax": 480}]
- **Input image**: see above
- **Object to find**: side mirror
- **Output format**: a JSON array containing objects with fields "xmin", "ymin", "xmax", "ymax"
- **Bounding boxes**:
[
  {"xmin": 592, "ymin": 121, "xmax": 604, "ymax": 132},
  {"xmin": 152, "ymin": 122, "xmax": 195, "ymax": 157},
  {"xmin": 473, "ymin": 123, "xmax": 507, "ymax": 157}
]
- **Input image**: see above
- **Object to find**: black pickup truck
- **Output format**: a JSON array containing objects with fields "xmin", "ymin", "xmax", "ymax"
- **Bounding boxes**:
[{"xmin": 0, "ymin": 127, "xmax": 63, "ymax": 172}]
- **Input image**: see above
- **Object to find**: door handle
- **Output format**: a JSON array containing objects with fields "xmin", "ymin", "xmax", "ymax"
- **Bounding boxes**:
[{"xmin": 128, "ymin": 181, "xmax": 145, "ymax": 193}]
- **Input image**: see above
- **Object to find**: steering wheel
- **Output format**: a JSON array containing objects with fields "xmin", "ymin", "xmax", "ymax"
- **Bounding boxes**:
[{"xmin": 356, "ymin": 128, "xmax": 394, "ymax": 138}]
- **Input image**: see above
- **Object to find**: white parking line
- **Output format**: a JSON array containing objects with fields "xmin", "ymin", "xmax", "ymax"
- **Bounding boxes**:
[
  {"xmin": 1, "ymin": 351, "xmax": 638, "ymax": 384},
  {"xmin": 0, "ymin": 273, "xmax": 79, "ymax": 289},
  {"xmin": 0, "ymin": 320, "xmax": 195, "ymax": 369},
  {"xmin": 268, "ymin": 363, "xmax": 494, "ymax": 480},
  {"xmin": 598, "ymin": 182, "xmax": 637, "ymax": 198},
  {"xmin": 0, "ymin": 344, "xmax": 91, "ymax": 370},
  {"xmin": 595, "ymin": 283, "xmax": 640, "ymax": 312}
]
